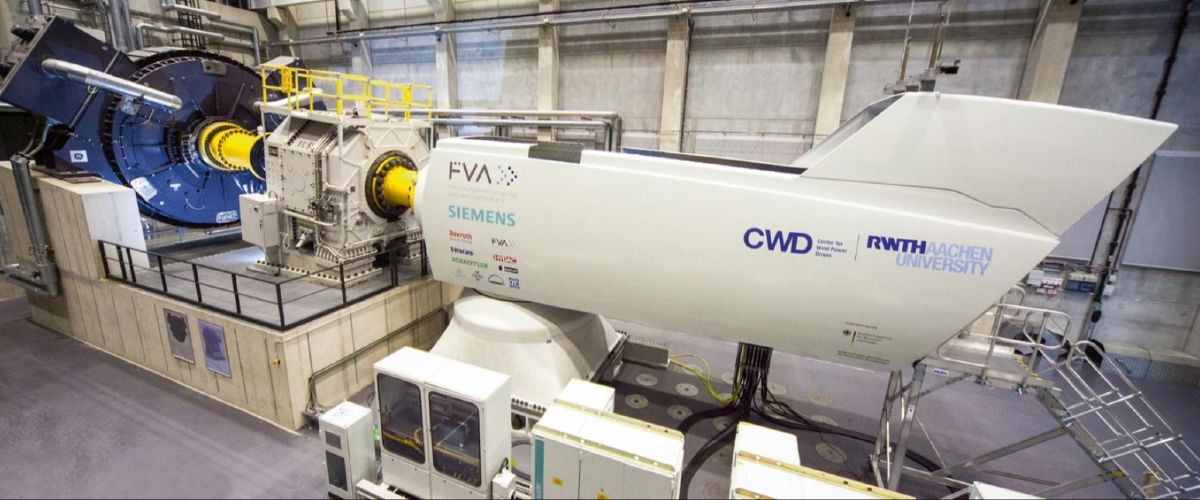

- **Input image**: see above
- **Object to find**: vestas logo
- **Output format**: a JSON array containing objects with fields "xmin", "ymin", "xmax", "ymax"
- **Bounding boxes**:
[
  {"xmin": 743, "ymin": 227, "xmax": 813, "ymax": 255},
  {"xmin": 449, "ymin": 162, "xmax": 519, "ymax": 187},
  {"xmin": 866, "ymin": 235, "xmax": 927, "ymax": 254}
]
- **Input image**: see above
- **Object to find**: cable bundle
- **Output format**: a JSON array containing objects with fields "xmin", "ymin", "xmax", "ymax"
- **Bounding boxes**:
[{"xmin": 674, "ymin": 343, "xmax": 946, "ymax": 498}]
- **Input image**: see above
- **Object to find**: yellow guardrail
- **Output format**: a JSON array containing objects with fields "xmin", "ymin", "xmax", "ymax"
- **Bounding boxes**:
[{"xmin": 260, "ymin": 64, "xmax": 433, "ymax": 121}]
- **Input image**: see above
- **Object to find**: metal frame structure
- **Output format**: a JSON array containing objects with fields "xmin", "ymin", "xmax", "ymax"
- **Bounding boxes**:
[
  {"xmin": 871, "ymin": 293, "xmax": 1200, "ymax": 498},
  {"xmin": 99, "ymin": 239, "xmax": 428, "ymax": 330},
  {"xmin": 430, "ymin": 109, "xmax": 623, "ymax": 152},
  {"xmin": 267, "ymin": 0, "xmax": 945, "ymax": 48}
]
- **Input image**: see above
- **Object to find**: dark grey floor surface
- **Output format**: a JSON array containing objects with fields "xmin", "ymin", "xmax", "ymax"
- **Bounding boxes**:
[
  {"xmin": 2, "ymin": 297, "xmax": 1198, "ymax": 499},
  {"xmin": 0, "ymin": 299, "xmax": 327, "ymax": 499}
]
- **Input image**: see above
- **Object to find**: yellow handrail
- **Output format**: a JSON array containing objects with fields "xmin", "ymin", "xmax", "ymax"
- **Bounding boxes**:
[{"xmin": 260, "ymin": 65, "xmax": 433, "ymax": 122}]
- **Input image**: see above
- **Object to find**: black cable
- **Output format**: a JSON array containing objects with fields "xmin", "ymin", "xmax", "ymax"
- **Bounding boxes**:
[{"xmin": 679, "ymin": 343, "xmax": 771, "ymax": 499}]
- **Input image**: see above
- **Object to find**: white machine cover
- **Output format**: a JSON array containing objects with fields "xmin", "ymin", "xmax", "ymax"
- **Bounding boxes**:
[{"xmin": 415, "ymin": 93, "xmax": 1174, "ymax": 371}]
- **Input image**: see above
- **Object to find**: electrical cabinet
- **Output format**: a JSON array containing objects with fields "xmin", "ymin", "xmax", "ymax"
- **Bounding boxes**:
[
  {"xmin": 729, "ymin": 422, "xmax": 910, "ymax": 499},
  {"xmin": 375, "ymin": 348, "xmax": 511, "ymax": 500},
  {"xmin": 557, "ymin": 379, "xmax": 615, "ymax": 412},
  {"xmin": 320, "ymin": 401, "xmax": 377, "ymax": 499},
  {"xmin": 532, "ymin": 400, "xmax": 684, "ymax": 499},
  {"xmin": 238, "ymin": 193, "xmax": 279, "ymax": 249}
]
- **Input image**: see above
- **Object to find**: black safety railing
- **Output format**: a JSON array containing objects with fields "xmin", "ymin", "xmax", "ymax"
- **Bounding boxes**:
[{"xmin": 99, "ymin": 240, "xmax": 428, "ymax": 330}]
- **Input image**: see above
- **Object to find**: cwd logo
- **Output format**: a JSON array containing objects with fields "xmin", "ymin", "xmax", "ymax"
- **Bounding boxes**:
[
  {"xmin": 449, "ymin": 161, "xmax": 519, "ymax": 187},
  {"xmin": 743, "ymin": 227, "xmax": 813, "ymax": 255}
]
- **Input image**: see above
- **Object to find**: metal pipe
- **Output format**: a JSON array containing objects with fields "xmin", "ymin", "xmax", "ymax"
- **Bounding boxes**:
[
  {"xmin": 271, "ymin": 0, "xmax": 934, "ymax": 48},
  {"xmin": 107, "ymin": 0, "xmax": 135, "ymax": 52},
  {"xmin": 433, "ymin": 118, "xmax": 611, "ymax": 129},
  {"xmin": 210, "ymin": 21, "xmax": 261, "ymax": 65},
  {"xmin": 26, "ymin": 0, "xmax": 44, "ymax": 16},
  {"xmin": 135, "ymin": 22, "xmax": 226, "ymax": 50},
  {"xmin": 41, "ymin": 58, "xmax": 182, "ymax": 111},
  {"xmin": 433, "ymin": 108, "xmax": 619, "ymax": 119},
  {"xmin": 125, "ymin": 6, "xmax": 259, "ymax": 64},
  {"xmin": 2, "ymin": 154, "xmax": 60, "ymax": 297},
  {"xmin": 256, "ymin": 87, "xmax": 323, "ymax": 110},
  {"xmin": 160, "ymin": 0, "xmax": 219, "ymax": 20}
]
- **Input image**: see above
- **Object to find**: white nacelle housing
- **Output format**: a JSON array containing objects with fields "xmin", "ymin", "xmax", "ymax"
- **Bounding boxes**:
[{"xmin": 415, "ymin": 93, "xmax": 1174, "ymax": 371}]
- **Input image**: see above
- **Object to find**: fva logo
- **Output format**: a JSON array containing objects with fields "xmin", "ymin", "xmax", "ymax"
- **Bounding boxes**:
[
  {"xmin": 449, "ymin": 161, "xmax": 519, "ymax": 186},
  {"xmin": 743, "ymin": 227, "xmax": 813, "ymax": 255}
]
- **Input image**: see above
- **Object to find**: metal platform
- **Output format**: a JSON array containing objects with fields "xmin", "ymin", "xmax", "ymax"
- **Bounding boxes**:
[
  {"xmin": 100, "ymin": 239, "xmax": 426, "ymax": 329},
  {"xmin": 873, "ymin": 291, "xmax": 1200, "ymax": 499}
]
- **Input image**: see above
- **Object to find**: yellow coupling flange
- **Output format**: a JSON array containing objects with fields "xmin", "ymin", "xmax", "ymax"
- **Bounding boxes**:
[
  {"xmin": 196, "ymin": 121, "xmax": 265, "ymax": 179},
  {"xmin": 365, "ymin": 152, "xmax": 419, "ymax": 220}
]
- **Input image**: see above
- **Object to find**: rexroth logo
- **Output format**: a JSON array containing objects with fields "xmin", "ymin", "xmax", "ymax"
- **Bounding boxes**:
[
  {"xmin": 493, "ymin": 254, "xmax": 518, "ymax": 265},
  {"xmin": 449, "ymin": 230, "xmax": 473, "ymax": 243}
]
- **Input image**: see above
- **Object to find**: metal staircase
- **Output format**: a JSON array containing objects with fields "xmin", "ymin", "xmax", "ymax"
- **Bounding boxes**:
[{"xmin": 872, "ymin": 290, "xmax": 1200, "ymax": 498}]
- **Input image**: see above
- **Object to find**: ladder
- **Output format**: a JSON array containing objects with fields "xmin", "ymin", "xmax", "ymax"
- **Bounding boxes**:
[{"xmin": 873, "ymin": 291, "xmax": 1200, "ymax": 498}]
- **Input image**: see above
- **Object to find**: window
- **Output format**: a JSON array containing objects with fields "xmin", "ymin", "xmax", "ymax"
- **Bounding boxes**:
[
  {"xmin": 428, "ymin": 391, "xmax": 483, "ymax": 487},
  {"xmin": 377, "ymin": 374, "xmax": 425, "ymax": 464},
  {"xmin": 325, "ymin": 451, "xmax": 347, "ymax": 491}
]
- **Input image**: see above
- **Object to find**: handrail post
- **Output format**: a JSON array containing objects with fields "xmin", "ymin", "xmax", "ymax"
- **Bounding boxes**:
[
  {"xmin": 116, "ymin": 244, "xmax": 128, "ymax": 281},
  {"xmin": 192, "ymin": 263, "xmax": 203, "ymax": 302},
  {"xmin": 276, "ymin": 283, "xmax": 285, "ymax": 327},
  {"xmin": 158, "ymin": 255, "xmax": 168, "ymax": 292},
  {"xmin": 126, "ymin": 247, "xmax": 137, "ymax": 284},
  {"xmin": 420, "ymin": 240, "xmax": 429, "ymax": 277},
  {"xmin": 339, "ymin": 262, "xmax": 348, "ymax": 304},
  {"xmin": 390, "ymin": 248, "xmax": 398, "ymax": 287},
  {"xmin": 232, "ymin": 274, "xmax": 242, "ymax": 315},
  {"xmin": 99, "ymin": 242, "xmax": 110, "ymax": 278}
]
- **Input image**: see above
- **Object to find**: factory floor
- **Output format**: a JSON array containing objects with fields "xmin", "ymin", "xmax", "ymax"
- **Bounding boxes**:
[
  {"xmin": 0, "ymin": 298, "xmax": 326, "ymax": 498},
  {"xmin": 2, "ymin": 296, "xmax": 1198, "ymax": 498}
]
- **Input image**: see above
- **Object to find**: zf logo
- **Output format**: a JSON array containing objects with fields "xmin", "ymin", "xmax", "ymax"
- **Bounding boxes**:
[
  {"xmin": 743, "ymin": 227, "xmax": 813, "ymax": 255},
  {"xmin": 508, "ymin": 277, "xmax": 520, "ymax": 289},
  {"xmin": 450, "ymin": 162, "xmax": 519, "ymax": 186}
]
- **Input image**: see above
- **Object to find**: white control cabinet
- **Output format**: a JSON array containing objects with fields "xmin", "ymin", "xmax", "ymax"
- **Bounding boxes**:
[
  {"xmin": 320, "ymin": 401, "xmax": 377, "ymax": 499},
  {"xmin": 375, "ymin": 347, "xmax": 511, "ymax": 500}
]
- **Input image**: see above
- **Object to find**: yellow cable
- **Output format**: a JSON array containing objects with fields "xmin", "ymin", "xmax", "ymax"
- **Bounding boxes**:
[{"xmin": 669, "ymin": 357, "xmax": 734, "ymax": 405}]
